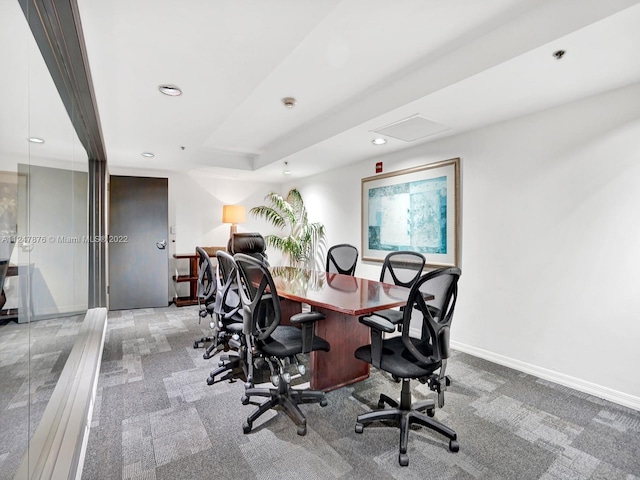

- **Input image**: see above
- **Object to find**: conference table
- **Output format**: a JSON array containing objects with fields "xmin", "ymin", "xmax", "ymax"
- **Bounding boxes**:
[{"xmin": 269, "ymin": 267, "xmax": 433, "ymax": 392}]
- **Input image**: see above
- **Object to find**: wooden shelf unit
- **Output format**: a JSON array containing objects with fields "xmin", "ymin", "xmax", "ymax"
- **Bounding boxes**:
[
  {"xmin": 172, "ymin": 253, "xmax": 199, "ymax": 306},
  {"xmin": 172, "ymin": 247, "xmax": 225, "ymax": 307}
]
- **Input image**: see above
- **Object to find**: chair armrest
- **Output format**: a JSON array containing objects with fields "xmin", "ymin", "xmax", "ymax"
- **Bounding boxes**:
[
  {"xmin": 290, "ymin": 311, "xmax": 326, "ymax": 324},
  {"xmin": 370, "ymin": 309, "xmax": 403, "ymax": 325},
  {"xmin": 359, "ymin": 314, "xmax": 394, "ymax": 369},
  {"xmin": 359, "ymin": 314, "xmax": 395, "ymax": 333},
  {"xmin": 290, "ymin": 311, "xmax": 326, "ymax": 353}
]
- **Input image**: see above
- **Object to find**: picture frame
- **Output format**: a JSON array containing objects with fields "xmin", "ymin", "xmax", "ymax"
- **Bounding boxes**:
[
  {"xmin": 361, "ymin": 158, "xmax": 460, "ymax": 267},
  {"xmin": 0, "ymin": 171, "xmax": 19, "ymax": 236}
]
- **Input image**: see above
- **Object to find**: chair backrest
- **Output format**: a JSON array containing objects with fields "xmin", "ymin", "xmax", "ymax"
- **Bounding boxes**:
[
  {"xmin": 196, "ymin": 246, "xmax": 216, "ymax": 304},
  {"xmin": 380, "ymin": 251, "xmax": 426, "ymax": 288},
  {"xmin": 214, "ymin": 250, "xmax": 241, "ymax": 320},
  {"xmin": 228, "ymin": 232, "xmax": 269, "ymax": 265},
  {"xmin": 401, "ymin": 267, "xmax": 461, "ymax": 365},
  {"xmin": 326, "ymin": 243, "xmax": 358, "ymax": 276},
  {"xmin": 234, "ymin": 253, "xmax": 281, "ymax": 341}
]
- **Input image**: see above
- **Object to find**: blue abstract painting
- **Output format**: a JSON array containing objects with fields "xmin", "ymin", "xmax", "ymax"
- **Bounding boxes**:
[{"xmin": 368, "ymin": 175, "xmax": 447, "ymax": 254}]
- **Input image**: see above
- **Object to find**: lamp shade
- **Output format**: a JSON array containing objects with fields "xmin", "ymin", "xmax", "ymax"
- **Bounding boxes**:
[{"xmin": 222, "ymin": 205, "xmax": 246, "ymax": 225}]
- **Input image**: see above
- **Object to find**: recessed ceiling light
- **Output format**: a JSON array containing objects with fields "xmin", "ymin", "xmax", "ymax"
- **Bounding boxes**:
[
  {"xmin": 159, "ymin": 85, "xmax": 182, "ymax": 96},
  {"xmin": 283, "ymin": 162, "xmax": 292, "ymax": 175},
  {"xmin": 281, "ymin": 97, "xmax": 297, "ymax": 108},
  {"xmin": 372, "ymin": 137, "xmax": 387, "ymax": 145},
  {"xmin": 28, "ymin": 137, "xmax": 45, "ymax": 144},
  {"xmin": 141, "ymin": 152, "xmax": 155, "ymax": 158}
]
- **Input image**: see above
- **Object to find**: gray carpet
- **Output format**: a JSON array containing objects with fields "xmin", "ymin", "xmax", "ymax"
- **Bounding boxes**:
[
  {"xmin": 0, "ymin": 314, "xmax": 85, "ymax": 480},
  {"xmin": 71, "ymin": 305, "xmax": 639, "ymax": 479}
]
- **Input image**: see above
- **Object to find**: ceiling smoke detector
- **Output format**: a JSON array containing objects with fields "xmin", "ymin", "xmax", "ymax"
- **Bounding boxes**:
[
  {"xmin": 553, "ymin": 50, "xmax": 566, "ymax": 60},
  {"xmin": 281, "ymin": 97, "xmax": 297, "ymax": 108}
]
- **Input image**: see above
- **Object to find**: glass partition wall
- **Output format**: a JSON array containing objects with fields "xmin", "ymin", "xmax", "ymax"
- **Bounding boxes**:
[{"xmin": 0, "ymin": 0, "xmax": 89, "ymax": 478}]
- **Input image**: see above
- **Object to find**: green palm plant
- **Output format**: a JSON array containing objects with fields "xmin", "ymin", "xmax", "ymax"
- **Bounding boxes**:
[{"xmin": 250, "ymin": 188, "xmax": 325, "ymax": 268}]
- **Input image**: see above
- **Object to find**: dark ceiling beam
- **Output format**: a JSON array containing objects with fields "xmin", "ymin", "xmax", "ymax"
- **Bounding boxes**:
[{"xmin": 18, "ymin": 0, "xmax": 106, "ymax": 162}]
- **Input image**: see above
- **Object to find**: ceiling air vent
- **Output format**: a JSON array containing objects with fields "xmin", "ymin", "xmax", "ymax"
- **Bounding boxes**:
[{"xmin": 372, "ymin": 115, "xmax": 450, "ymax": 142}]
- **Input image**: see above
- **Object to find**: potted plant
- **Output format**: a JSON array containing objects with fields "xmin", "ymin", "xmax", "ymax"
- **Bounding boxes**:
[{"xmin": 250, "ymin": 188, "xmax": 325, "ymax": 268}]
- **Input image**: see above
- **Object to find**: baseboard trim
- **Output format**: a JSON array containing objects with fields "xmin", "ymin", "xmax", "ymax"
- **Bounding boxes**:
[{"xmin": 451, "ymin": 340, "xmax": 640, "ymax": 412}]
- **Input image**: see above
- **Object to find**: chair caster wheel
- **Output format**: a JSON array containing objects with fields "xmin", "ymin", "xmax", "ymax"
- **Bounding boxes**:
[
  {"xmin": 320, "ymin": 399, "xmax": 328, "ymax": 407},
  {"xmin": 206, "ymin": 376, "xmax": 215, "ymax": 386},
  {"xmin": 241, "ymin": 395, "xmax": 249, "ymax": 405},
  {"xmin": 427, "ymin": 407, "xmax": 435, "ymax": 417},
  {"xmin": 297, "ymin": 424, "xmax": 307, "ymax": 436},
  {"xmin": 193, "ymin": 342, "xmax": 199, "ymax": 349},
  {"xmin": 244, "ymin": 381, "xmax": 252, "ymax": 389},
  {"xmin": 399, "ymin": 453, "xmax": 409, "ymax": 466},
  {"xmin": 203, "ymin": 353, "xmax": 211, "ymax": 360},
  {"xmin": 377, "ymin": 400, "xmax": 386, "ymax": 409},
  {"xmin": 218, "ymin": 360, "xmax": 225, "ymax": 367},
  {"xmin": 242, "ymin": 421, "xmax": 252, "ymax": 434},
  {"xmin": 355, "ymin": 423, "xmax": 364, "ymax": 434},
  {"xmin": 449, "ymin": 440, "xmax": 459, "ymax": 452}
]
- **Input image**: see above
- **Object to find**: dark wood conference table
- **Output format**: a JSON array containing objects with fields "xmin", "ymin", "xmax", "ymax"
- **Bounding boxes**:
[{"xmin": 269, "ymin": 267, "xmax": 433, "ymax": 392}]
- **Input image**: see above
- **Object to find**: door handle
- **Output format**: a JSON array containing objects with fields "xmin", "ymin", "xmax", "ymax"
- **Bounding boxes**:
[{"xmin": 156, "ymin": 239, "xmax": 167, "ymax": 250}]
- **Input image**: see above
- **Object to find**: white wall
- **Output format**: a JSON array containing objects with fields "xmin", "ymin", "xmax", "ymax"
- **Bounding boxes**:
[
  {"xmin": 288, "ymin": 81, "xmax": 640, "ymax": 409},
  {"xmin": 168, "ymin": 171, "xmax": 280, "ymax": 254},
  {"xmin": 17, "ymin": 164, "xmax": 88, "ymax": 317}
]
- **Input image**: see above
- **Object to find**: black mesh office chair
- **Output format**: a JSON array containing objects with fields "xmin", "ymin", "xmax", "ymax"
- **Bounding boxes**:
[
  {"xmin": 0, "ymin": 240, "xmax": 15, "ymax": 310},
  {"xmin": 205, "ymin": 233, "xmax": 269, "ymax": 381},
  {"xmin": 193, "ymin": 247, "xmax": 218, "ymax": 349},
  {"xmin": 0, "ymin": 260, "xmax": 10, "ymax": 311},
  {"xmin": 325, "ymin": 243, "xmax": 358, "ymax": 276},
  {"xmin": 370, "ymin": 251, "xmax": 426, "ymax": 325},
  {"xmin": 234, "ymin": 253, "xmax": 330, "ymax": 436},
  {"xmin": 205, "ymin": 251, "xmax": 245, "ymax": 383},
  {"xmin": 354, "ymin": 267, "xmax": 461, "ymax": 466}
]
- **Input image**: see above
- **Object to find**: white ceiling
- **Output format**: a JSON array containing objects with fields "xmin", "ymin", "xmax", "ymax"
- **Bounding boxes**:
[{"xmin": 66, "ymin": 0, "xmax": 640, "ymax": 181}]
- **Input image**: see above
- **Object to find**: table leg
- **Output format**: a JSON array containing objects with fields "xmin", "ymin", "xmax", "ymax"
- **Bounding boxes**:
[{"xmin": 310, "ymin": 307, "xmax": 370, "ymax": 392}]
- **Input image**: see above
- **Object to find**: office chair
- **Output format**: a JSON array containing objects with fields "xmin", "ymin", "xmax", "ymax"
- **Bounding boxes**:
[
  {"xmin": 0, "ymin": 259, "xmax": 10, "ymax": 311},
  {"xmin": 193, "ymin": 247, "xmax": 218, "ymax": 349},
  {"xmin": 369, "ymin": 251, "xmax": 426, "ymax": 326},
  {"xmin": 205, "ymin": 233, "xmax": 270, "ymax": 380},
  {"xmin": 205, "ymin": 251, "xmax": 245, "ymax": 384},
  {"xmin": 228, "ymin": 232, "xmax": 269, "ymax": 265},
  {"xmin": 354, "ymin": 267, "xmax": 461, "ymax": 466},
  {"xmin": 234, "ymin": 253, "xmax": 330, "ymax": 436},
  {"xmin": 325, "ymin": 243, "xmax": 358, "ymax": 275}
]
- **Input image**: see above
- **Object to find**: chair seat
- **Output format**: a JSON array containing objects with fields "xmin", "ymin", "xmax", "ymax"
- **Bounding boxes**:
[
  {"xmin": 354, "ymin": 336, "xmax": 440, "ymax": 379},
  {"xmin": 259, "ymin": 325, "xmax": 330, "ymax": 358},
  {"xmin": 226, "ymin": 322, "xmax": 243, "ymax": 333}
]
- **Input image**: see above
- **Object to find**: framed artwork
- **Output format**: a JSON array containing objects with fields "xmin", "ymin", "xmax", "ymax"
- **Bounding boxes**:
[
  {"xmin": 361, "ymin": 158, "xmax": 460, "ymax": 267},
  {"xmin": 0, "ymin": 171, "xmax": 18, "ymax": 236}
]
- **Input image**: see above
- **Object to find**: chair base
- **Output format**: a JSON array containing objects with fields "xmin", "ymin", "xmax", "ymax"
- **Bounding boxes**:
[
  {"xmin": 202, "ymin": 328, "xmax": 239, "ymax": 359},
  {"xmin": 202, "ymin": 340, "xmax": 220, "ymax": 359},
  {"xmin": 193, "ymin": 336, "xmax": 213, "ymax": 349},
  {"xmin": 206, "ymin": 353, "xmax": 243, "ymax": 385},
  {"xmin": 355, "ymin": 379, "xmax": 458, "ymax": 466},
  {"xmin": 242, "ymin": 377, "xmax": 327, "ymax": 436}
]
